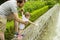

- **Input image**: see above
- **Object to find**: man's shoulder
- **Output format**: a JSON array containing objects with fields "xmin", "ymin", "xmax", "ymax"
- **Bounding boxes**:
[
  {"xmin": 5, "ymin": 0, "xmax": 17, "ymax": 5},
  {"xmin": 5, "ymin": 0, "xmax": 17, "ymax": 8},
  {"xmin": 0, "ymin": 1, "xmax": 13, "ymax": 6}
]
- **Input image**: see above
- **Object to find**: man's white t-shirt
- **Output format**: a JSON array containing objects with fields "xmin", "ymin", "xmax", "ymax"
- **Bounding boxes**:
[
  {"xmin": 0, "ymin": 0, "xmax": 18, "ymax": 16},
  {"xmin": 19, "ymin": 15, "xmax": 29, "ymax": 29}
]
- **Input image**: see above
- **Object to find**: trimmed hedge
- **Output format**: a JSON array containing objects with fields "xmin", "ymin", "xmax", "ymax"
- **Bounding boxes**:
[
  {"xmin": 23, "ymin": 1, "xmax": 47, "ymax": 12},
  {"xmin": 46, "ymin": 0, "xmax": 57, "ymax": 8},
  {"xmin": 30, "ymin": 6, "xmax": 49, "ymax": 22}
]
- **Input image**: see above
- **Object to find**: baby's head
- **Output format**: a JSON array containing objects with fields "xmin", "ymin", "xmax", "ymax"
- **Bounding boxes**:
[{"xmin": 25, "ymin": 12, "xmax": 30, "ymax": 19}]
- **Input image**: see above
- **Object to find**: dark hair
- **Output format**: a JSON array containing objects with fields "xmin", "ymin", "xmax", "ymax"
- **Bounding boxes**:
[{"xmin": 17, "ymin": 0, "xmax": 26, "ymax": 3}]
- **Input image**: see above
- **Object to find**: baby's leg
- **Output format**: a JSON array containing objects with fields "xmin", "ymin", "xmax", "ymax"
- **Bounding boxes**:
[
  {"xmin": 18, "ymin": 29, "xmax": 23, "ymax": 34},
  {"xmin": 18, "ymin": 29, "xmax": 24, "ymax": 40},
  {"xmin": 18, "ymin": 35, "xmax": 23, "ymax": 40}
]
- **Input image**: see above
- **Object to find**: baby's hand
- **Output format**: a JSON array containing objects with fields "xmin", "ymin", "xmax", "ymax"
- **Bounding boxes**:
[
  {"xmin": 35, "ymin": 24, "xmax": 39, "ymax": 27},
  {"xmin": 21, "ymin": 9, "xmax": 24, "ymax": 12},
  {"xmin": 19, "ymin": 8, "xmax": 24, "ymax": 13},
  {"xmin": 20, "ymin": 8, "xmax": 24, "ymax": 12}
]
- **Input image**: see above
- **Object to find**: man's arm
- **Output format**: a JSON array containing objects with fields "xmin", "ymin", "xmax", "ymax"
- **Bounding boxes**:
[
  {"xmin": 13, "ymin": 13, "xmax": 24, "ymax": 23},
  {"xmin": 13, "ymin": 13, "xmax": 28, "ymax": 24}
]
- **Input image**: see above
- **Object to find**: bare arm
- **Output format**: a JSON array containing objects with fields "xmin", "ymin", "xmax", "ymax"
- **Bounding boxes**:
[
  {"xmin": 21, "ymin": 12, "xmax": 24, "ymax": 16},
  {"xmin": 28, "ymin": 20, "xmax": 36, "ymax": 25},
  {"xmin": 20, "ymin": 8, "xmax": 24, "ymax": 16},
  {"xmin": 14, "ymin": 20, "xmax": 18, "ymax": 33},
  {"xmin": 28, "ymin": 20, "xmax": 38, "ymax": 26},
  {"xmin": 10, "ymin": 4, "xmax": 26, "ymax": 24},
  {"xmin": 13, "ymin": 13, "xmax": 26, "ymax": 24}
]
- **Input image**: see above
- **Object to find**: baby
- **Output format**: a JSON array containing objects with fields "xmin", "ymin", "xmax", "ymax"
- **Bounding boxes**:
[{"xmin": 18, "ymin": 9, "xmax": 38, "ymax": 40}]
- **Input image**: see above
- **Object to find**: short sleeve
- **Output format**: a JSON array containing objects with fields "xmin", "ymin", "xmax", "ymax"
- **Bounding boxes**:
[
  {"xmin": 9, "ymin": 1, "xmax": 18, "ymax": 13},
  {"xmin": 10, "ymin": 5, "xmax": 18, "ymax": 13}
]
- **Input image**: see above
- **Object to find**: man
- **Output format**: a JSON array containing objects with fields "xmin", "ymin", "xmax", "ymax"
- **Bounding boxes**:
[{"xmin": 0, "ymin": 0, "xmax": 27, "ymax": 40}]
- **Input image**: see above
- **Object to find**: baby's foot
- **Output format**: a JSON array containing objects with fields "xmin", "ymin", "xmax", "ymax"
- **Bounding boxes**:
[{"xmin": 18, "ymin": 34, "xmax": 23, "ymax": 40}]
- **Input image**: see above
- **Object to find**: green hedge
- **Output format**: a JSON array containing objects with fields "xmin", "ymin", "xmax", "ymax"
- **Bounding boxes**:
[
  {"xmin": 23, "ymin": 1, "xmax": 47, "ymax": 12},
  {"xmin": 30, "ymin": 6, "xmax": 49, "ymax": 22},
  {"xmin": 6, "ymin": 21, "xmax": 14, "ymax": 28},
  {"xmin": 5, "ymin": 26, "xmax": 15, "ymax": 40},
  {"xmin": 5, "ymin": 20, "xmax": 14, "ymax": 40},
  {"xmin": 46, "ymin": 0, "xmax": 57, "ymax": 8}
]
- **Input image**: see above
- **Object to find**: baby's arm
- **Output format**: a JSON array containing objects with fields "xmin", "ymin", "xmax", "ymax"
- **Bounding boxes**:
[
  {"xmin": 21, "ymin": 11, "xmax": 24, "ymax": 16},
  {"xmin": 19, "ymin": 8, "xmax": 24, "ymax": 16},
  {"xmin": 28, "ymin": 20, "xmax": 38, "ymax": 26}
]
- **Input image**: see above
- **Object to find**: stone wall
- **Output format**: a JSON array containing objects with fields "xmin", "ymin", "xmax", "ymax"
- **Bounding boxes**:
[{"xmin": 22, "ymin": 4, "xmax": 60, "ymax": 40}]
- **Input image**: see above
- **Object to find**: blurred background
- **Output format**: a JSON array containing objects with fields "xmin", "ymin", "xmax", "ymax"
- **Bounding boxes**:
[{"xmin": 0, "ymin": 0, "xmax": 60, "ymax": 40}]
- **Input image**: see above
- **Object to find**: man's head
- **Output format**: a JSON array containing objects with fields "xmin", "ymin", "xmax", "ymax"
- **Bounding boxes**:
[{"xmin": 17, "ymin": 0, "xmax": 26, "ymax": 8}]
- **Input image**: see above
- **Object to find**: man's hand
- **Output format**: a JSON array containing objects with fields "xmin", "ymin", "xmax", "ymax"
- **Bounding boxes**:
[{"xmin": 13, "ymin": 13, "xmax": 29, "ymax": 25}]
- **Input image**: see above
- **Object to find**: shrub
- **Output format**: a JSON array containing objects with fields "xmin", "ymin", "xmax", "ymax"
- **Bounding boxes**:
[
  {"xmin": 46, "ymin": 0, "xmax": 57, "ymax": 8},
  {"xmin": 5, "ymin": 26, "xmax": 15, "ymax": 40},
  {"xmin": 5, "ymin": 20, "xmax": 15, "ymax": 40},
  {"xmin": 23, "ymin": 1, "xmax": 47, "ymax": 12},
  {"xmin": 30, "ymin": 6, "xmax": 49, "ymax": 22}
]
